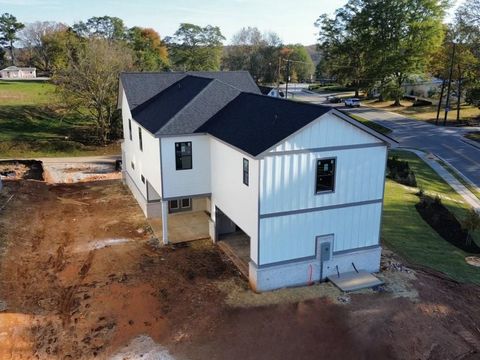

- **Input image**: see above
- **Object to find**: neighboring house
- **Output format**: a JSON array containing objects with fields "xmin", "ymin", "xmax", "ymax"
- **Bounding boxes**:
[
  {"xmin": 119, "ymin": 71, "xmax": 395, "ymax": 292},
  {"xmin": 0, "ymin": 66, "xmax": 36, "ymax": 79},
  {"xmin": 258, "ymin": 85, "xmax": 284, "ymax": 98}
]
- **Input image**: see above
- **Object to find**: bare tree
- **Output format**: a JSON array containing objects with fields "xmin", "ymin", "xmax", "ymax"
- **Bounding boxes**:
[
  {"xmin": 19, "ymin": 21, "xmax": 67, "ymax": 73},
  {"xmin": 54, "ymin": 39, "xmax": 134, "ymax": 145}
]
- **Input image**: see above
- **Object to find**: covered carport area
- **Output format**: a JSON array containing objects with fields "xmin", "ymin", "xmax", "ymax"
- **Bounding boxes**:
[{"xmin": 214, "ymin": 206, "xmax": 250, "ymax": 278}]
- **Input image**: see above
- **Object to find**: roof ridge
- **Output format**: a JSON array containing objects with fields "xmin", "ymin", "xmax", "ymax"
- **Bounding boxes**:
[
  {"xmin": 157, "ymin": 78, "xmax": 241, "ymax": 134},
  {"xmin": 130, "ymin": 74, "xmax": 198, "ymax": 114}
]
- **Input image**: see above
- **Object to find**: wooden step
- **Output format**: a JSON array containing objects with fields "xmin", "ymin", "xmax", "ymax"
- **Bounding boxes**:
[{"xmin": 217, "ymin": 241, "xmax": 249, "ymax": 279}]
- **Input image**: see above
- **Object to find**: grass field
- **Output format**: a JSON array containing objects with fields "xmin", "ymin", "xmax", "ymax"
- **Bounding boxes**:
[
  {"xmin": 365, "ymin": 99, "xmax": 480, "ymax": 124},
  {"xmin": 0, "ymin": 80, "xmax": 120, "ymax": 158},
  {"xmin": 465, "ymin": 131, "xmax": 480, "ymax": 144},
  {"xmin": 382, "ymin": 149, "xmax": 480, "ymax": 284},
  {"xmin": 348, "ymin": 113, "xmax": 392, "ymax": 135}
]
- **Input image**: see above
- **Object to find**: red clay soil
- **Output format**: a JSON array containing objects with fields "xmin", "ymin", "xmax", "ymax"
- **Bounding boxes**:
[{"xmin": 1, "ymin": 180, "xmax": 480, "ymax": 359}]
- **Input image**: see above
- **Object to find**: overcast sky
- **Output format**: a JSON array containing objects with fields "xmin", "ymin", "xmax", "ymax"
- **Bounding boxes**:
[{"xmin": 0, "ymin": 0, "xmax": 466, "ymax": 45}]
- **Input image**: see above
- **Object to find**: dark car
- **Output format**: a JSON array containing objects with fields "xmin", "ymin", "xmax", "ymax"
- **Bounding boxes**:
[{"xmin": 326, "ymin": 96, "xmax": 342, "ymax": 103}]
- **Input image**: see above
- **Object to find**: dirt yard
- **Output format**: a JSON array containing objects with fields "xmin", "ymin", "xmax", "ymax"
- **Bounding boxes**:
[{"xmin": 1, "ymin": 179, "xmax": 480, "ymax": 359}]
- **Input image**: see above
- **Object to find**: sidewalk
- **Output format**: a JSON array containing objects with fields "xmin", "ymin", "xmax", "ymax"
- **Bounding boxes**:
[{"xmin": 403, "ymin": 148, "xmax": 480, "ymax": 213}]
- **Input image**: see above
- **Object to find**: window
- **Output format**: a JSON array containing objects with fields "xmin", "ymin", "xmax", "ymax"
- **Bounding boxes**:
[
  {"xmin": 141, "ymin": 175, "xmax": 145, "ymax": 184},
  {"xmin": 181, "ymin": 198, "xmax": 191, "ymax": 208},
  {"xmin": 243, "ymin": 158, "xmax": 249, "ymax": 186},
  {"xmin": 175, "ymin": 142, "xmax": 192, "ymax": 170},
  {"xmin": 128, "ymin": 119, "xmax": 132, "ymax": 141},
  {"xmin": 169, "ymin": 200, "xmax": 179, "ymax": 210},
  {"xmin": 138, "ymin": 127, "xmax": 143, "ymax": 151},
  {"xmin": 316, "ymin": 158, "xmax": 336, "ymax": 193},
  {"xmin": 131, "ymin": 161, "xmax": 135, "ymax": 170}
]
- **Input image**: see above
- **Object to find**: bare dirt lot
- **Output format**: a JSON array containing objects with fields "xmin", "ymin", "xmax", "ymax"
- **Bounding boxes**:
[{"xmin": 1, "ymin": 180, "xmax": 480, "ymax": 359}]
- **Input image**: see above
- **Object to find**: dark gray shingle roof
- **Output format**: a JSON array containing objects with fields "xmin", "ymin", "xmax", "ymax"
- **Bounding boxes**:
[
  {"xmin": 196, "ymin": 92, "xmax": 331, "ymax": 156},
  {"xmin": 131, "ymin": 76, "xmax": 213, "ymax": 134}
]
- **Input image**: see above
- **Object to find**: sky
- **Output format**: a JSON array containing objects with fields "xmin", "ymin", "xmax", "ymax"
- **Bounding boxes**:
[{"xmin": 0, "ymin": 0, "xmax": 466, "ymax": 45}]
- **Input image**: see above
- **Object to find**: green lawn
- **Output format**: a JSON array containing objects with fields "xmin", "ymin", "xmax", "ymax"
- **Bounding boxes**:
[
  {"xmin": 0, "ymin": 80, "xmax": 120, "ymax": 158},
  {"xmin": 349, "ymin": 113, "xmax": 392, "ymax": 135},
  {"xmin": 466, "ymin": 131, "xmax": 480, "ymax": 144},
  {"xmin": 382, "ymin": 149, "xmax": 480, "ymax": 284}
]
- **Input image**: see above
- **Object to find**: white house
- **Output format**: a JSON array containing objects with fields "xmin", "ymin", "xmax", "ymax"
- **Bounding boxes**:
[
  {"xmin": 119, "ymin": 71, "xmax": 394, "ymax": 292},
  {"xmin": 0, "ymin": 66, "xmax": 36, "ymax": 79}
]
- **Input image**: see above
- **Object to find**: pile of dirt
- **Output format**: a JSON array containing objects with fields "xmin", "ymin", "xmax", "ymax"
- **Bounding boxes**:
[
  {"xmin": 415, "ymin": 193, "xmax": 480, "ymax": 253},
  {"xmin": 0, "ymin": 160, "xmax": 43, "ymax": 181}
]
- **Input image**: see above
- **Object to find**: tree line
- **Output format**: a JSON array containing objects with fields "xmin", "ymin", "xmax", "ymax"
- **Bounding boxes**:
[
  {"xmin": 316, "ymin": 0, "xmax": 480, "ymax": 107},
  {"xmin": 0, "ymin": 14, "xmax": 315, "ymax": 144}
]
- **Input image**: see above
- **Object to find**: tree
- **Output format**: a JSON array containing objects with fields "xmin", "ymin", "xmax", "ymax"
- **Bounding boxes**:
[
  {"xmin": 281, "ymin": 44, "xmax": 315, "ymax": 82},
  {"xmin": 167, "ymin": 23, "xmax": 225, "ymax": 71},
  {"xmin": 127, "ymin": 27, "xmax": 169, "ymax": 71},
  {"xmin": 462, "ymin": 209, "xmax": 480, "ymax": 247},
  {"xmin": 316, "ymin": 0, "xmax": 447, "ymax": 103},
  {"xmin": 19, "ymin": 21, "xmax": 68, "ymax": 73},
  {"xmin": 222, "ymin": 27, "xmax": 282, "ymax": 83},
  {"xmin": 73, "ymin": 16, "xmax": 125, "ymax": 41},
  {"xmin": 54, "ymin": 39, "xmax": 134, "ymax": 144},
  {"xmin": 0, "ymin": 13, "xmax": 25, "ymax": 65}
]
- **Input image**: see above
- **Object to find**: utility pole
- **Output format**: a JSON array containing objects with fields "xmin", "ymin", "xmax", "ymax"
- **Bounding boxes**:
[
  {"xmin": 456, "ymin": 63, "xmax": 461, "ymax": 122},
  {"xmin": 276, "ymin": 57, "xmax": 281, "ymax": 98},
  {"xmin": 285, "ymin": 59, "xmax": 290, "ymax": 99},
  {"xmin": 443, "ymin": 42, "xmax": 456, "ymax": 126},
  {"xmin": 435, "ymin": 79, "xmax": 446, "ymax": 125}
]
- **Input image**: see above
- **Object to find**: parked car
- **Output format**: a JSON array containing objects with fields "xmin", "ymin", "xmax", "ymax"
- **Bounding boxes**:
[
  {"xmin": 326, "ymin": 96, "xmax": 342, "ymax": 103},
  {"xmin": 344, "ymin": 98, "xmax": 361, "ymax": 107}
]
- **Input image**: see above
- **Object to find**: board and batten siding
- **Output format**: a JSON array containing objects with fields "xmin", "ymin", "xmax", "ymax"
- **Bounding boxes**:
[
  {"xmin": 209, "ymin": 137, "xmax": 259, "ymax": 264},
  {"xmin": 121, "ymin": 90, "xmax": 162, "ymax": 200},
  {"xmin": 160, "ymin": 135, "xmax": 211, "ymax": 198},
  {"xmin": 258, "ymin": 113, "xmax": 387, "ymax": 265}
]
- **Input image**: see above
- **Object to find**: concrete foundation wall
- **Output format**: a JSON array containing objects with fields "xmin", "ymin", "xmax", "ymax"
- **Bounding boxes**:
[
  {"xmin": 249, "ymin": 246, "xmax": 381, "ymax": 292},
  {"xmin": 124, "ymin": 170, "xmax": 162, "ymax": 219}
]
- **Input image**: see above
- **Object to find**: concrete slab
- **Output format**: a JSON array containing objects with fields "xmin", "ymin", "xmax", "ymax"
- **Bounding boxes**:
[
  {"xmin": 148, "ymin": 210, "xmax": 210, "ymax": 244},
  {"xmin": 328, "ymin": 270, "xmax": 383, "ymax": 292}
]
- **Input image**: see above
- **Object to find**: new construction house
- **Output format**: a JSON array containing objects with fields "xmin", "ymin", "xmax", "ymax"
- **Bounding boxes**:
[{"xmin": 118, "ymin": 71, "xmax": 394, "ymax": 291}]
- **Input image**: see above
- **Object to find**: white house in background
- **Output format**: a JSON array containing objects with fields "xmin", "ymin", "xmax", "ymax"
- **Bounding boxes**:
[
  {"xmin": 0, "ymin": 66, "xmax": 36, "ymax": 79},
  {"xmin": 118, "ymin": 71, "xmax": 395, "ymax": 292},
  {"xmin": 259, "ymin": 85, "xmax": 284, "ymax": 98}
]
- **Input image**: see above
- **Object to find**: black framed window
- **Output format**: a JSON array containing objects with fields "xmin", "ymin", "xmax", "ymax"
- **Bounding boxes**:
[
  {"xmin": 243, "ymin": 158, "xmax": 249, "ymax": 186},
  {"xmin": 138, "ymin": 127, "xmax": 143, "ymax": 151},
  {"xmin": 175, "ymin": 142, "xmax": 192, "ymax": 170},
  {"xmin": 131, "ymin": 161, "xmax": 135, "ymax": 170},
  {"xmin": 316, "ymin": 158, "xmax": 336, "ymax": 193},
  {"xmin": 128, "ymin": 119, "xmax": 132, "ymax": 141},
  {"xmin": 181, "ymin": 198, "xmax": 191, "ymax": 208},
  {"xmin": 141, "ymin": 174, "xmax": 145, "ymax": 184}
]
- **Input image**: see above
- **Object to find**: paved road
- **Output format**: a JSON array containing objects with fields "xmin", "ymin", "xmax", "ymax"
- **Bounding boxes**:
[{"xmin": 294, "ymin": 90, "xmax": 480, "ymax": 188}]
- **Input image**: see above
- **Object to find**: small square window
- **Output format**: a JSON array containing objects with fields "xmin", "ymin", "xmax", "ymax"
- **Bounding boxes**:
[
  {"xmin": 181, "ymin": 198, "xmax": 191, "ymax": 208},
  {"xmin": 175, "ymin": 142, "xmax": 192, "ymax": 170},
  {"xmin": 141, "ymin": 175, "xmax": 145, "ymax": 184},
  {"xmin": 316, "ymin": 158, "xmax": 336, "ymax": 193},
  {"xmin": 169, "ymin": 200, "xmax": 179, "ymax": 210},
  {"xmin": 243, "ymin": 158, "xmax": 249, "ymax": 186}
]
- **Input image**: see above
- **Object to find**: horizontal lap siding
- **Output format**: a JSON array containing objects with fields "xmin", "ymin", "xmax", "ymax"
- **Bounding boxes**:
[
  {"xmin": 259, "ymin": 202, "xmax": 382, "ymax": 264},
  {"xmin": 210, "ymin": 138, "xmax": 259, "ymax": 263},
  {"xmin": 160, "ymin": 135, "xmax": 211, "ymax": 198},
  {"xmin": 122, "ymin": 90, "xmax": 162, "ymax": 199}
]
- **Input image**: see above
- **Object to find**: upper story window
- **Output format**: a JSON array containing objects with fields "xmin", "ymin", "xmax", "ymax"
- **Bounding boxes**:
[
  {"xmin": 128, "ymin": 119, "xmax": 132, "ymax": 141},
  {"xmin": 175, "ymin": 142, "xmax": 192, "ymax": 170},
  {"xmin": 243, "ymin": 158, "xmax": 249, "ymax": 186},
  {"xmin": 138, "ymin": 127, "xmax": 143, "ymax": 151},
  {"xmin": 316, "ymin": 158, "xmax": 336, "ymax": 193}
]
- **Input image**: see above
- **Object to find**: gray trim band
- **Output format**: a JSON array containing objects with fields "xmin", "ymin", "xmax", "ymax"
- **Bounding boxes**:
[
  {"xmin": 163, "ymin": 193, "xmax": 211, "ymax": 201},
  {"xmin": 265, "ymin": 142, "xmax": 384, "ymax": 157},
  {"xmin": 259, "ymin": 198, "xmax": 383, "ymax": 219},
  {"xmin": 333, "ymin": 244, "xmax": 381, "ymax": 256}
]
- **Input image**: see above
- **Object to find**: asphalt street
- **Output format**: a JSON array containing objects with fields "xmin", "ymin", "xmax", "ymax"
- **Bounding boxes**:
[{"xmin": 292, "ymin": 90, "xmax": 480, "ymax": 187}]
